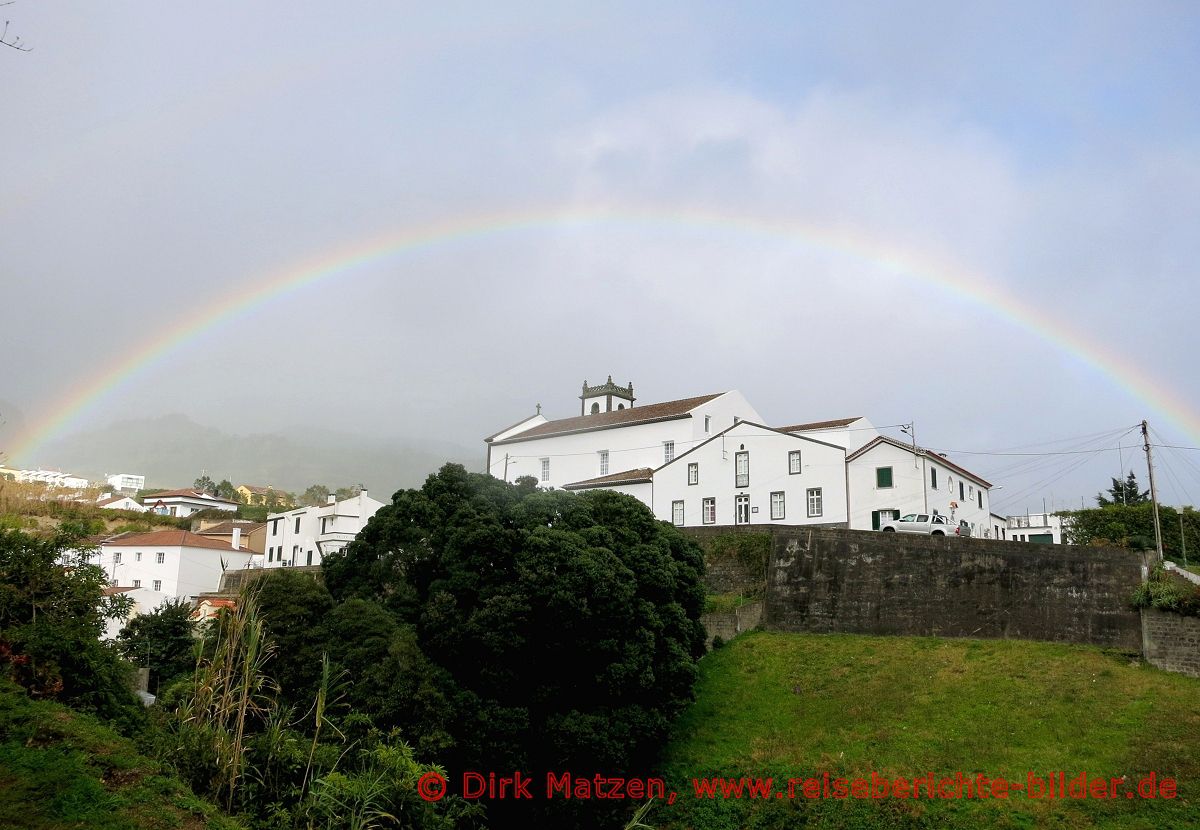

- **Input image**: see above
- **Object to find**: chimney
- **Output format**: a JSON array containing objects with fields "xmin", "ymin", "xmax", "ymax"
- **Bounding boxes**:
[
  {"xmin": 327, "ymin": 494, "xmax": 336, "ymax": 504},
  {"xmin": 231, "ymin": 527, "xmax": 241, "ymax": 550}
]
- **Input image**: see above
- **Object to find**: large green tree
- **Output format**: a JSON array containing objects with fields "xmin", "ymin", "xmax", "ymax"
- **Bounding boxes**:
[
  {"xmin": 322, "ymin": 464, "xmax": 707, "ymax": 827},
  {"xmin": 194, "ymin": 475, "xmax": 217, "ymax": 496},
  {"xmin": 1096, "ymin": 471, "xmax": 1150, "ymax": 506},
  {"xmin": 117, "ymin": 598, "xmax": 196, "ymax": 694},
  {"xmin": 0, "ymin": 529, "xmax": 141, "ymax": 728}
]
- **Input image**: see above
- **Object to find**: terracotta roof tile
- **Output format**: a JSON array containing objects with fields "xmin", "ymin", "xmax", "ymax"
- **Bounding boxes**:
[
  {"xmin": 197, "ymin": 521, "xmax": 265, "ymax": 535},
  {"xmin": 490, "ymin": 393, "xmax": 724, "ymax": 444},
  {"xmin": 102, "ymin": 530, "xmax": 253, "ymax": 553},
  {"xmin": 775, "ymin": 417, "xmax": 862, "ymax": 432},
  {"xmin": 562, "ymin": 468, "xmax": 655, "ymax": 490}
]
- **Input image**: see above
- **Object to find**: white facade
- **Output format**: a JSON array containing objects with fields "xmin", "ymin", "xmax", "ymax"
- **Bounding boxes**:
[
  {"xmin": 102, "ymin": 586, "xmax": 172, "ymax": 640},
  {"xmin": 106, "ymin": 473, "xmax": 146, "ymax": 494},
  {"xmin": 649, "ymin": 421, "xmax": 848, "ymax": 528},
  {"xmin": 263, "ymin": 490, "xmax": 385, "ymax": 568},
  {"xmin": 485, "ymin": 385, "xmax": 995, "ymax": 535},
  {"xmin": 845, "ymin": 437, "xmax": 993, "ymax": 535},
  {"xmin": 143, "ymin": 489, "xmax": 239, "ymax": 517},
  {"xmin": 486, "ymin": 390, "xmax": 762, "ymax": 493},
  {"xmin": 16, "ymin": 469, "xmax": 90, "ymax": 489},
  {"xmin": 987, "ymin": 513, "xmax": 1009, "ymax": 540},
  {"xmin": 1007, "ymin": 512, "xmax": 1069, "ymax": 544},
  {"xmin": 99, "ymin": 531, "xmax": 255, "ymax": 603}
]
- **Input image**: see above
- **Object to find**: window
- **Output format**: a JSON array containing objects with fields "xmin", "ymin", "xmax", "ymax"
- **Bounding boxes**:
[
  {"xmin": 663, "ymin": 441, "xmax": 675, "ymax": 464},
  {"xmin": 307, "ymin": 551, "xmax": 313, "ymax": 566},
  {"xmin": 599, "ymin": 450, "xmax": 609, "ymax": 476},
  {"xmin": 132, "ymin": 579, "xmax": 141, "ymax": 588},
  {"xmin": 156, "ymin": 551, "xmax": 165, "ymax": 564},
  {"xmin": 267, "ymin": 547, "xmax": 273, "ymax": 562},
  {"xmin": 272, "ymin": 520, "xmax": 280, "ymax": 537},
  {"xmin": 153, "ymin": 580, "xmax": 161, "ymax": 592},
  {"xmin": 704, "ymin": 415, "xmax": 711, "ymax": 433},
  {"xmin": 876, "ymin": 466, "xmax": 894, "ymax": 488},
  {"xmin": 978, "ymin": 490, "xmax": 983, "ymax": 509},
  {"xmin": 735, "ymin": 451, "xmax": 749, "ymax": 487},
  {"xmin": 959, "ymin": 481, "xmax": 965, "ymax": 500},
  {"xmin": 540, "ymin": 458, "xmax": 550, "ymax": 482},
  {"xmin": 930, "ymin": 467, "xmax": 938, "ymax": 489},
  {"xmin": 672, "ymin": 500, "xmax": 685, "ymax": 526},
  {"xmin": 789, "ymin": 450, "xmax": 802, "ymax": 475},
  {"xmin": 590, "ymin": 402, "xmax": 600, "ymax": 414},
  {"xmin": 294, "ymin": 516, "xmax": 301, "ymax": 533},
  {"xmin": 770, "ymin": 491, "xmax": 785, "ymax": 520},
  {"xmin": 687, "ymin": 463, "xmax": 699, "ymax": 485},
  {"xmin": 807, "ymin": 488, "xmax": 823, "ymax": 517},
  {"xmin": 113, "ymin": 552, "xmax": 122, "ymax": 564},
  {"xmin": 135, "ymin": 552, "xmax": 142, "ymax": 562},
  {"xmin": 702, "ymin": 497, "xmax": 716, "ymax": 524}
]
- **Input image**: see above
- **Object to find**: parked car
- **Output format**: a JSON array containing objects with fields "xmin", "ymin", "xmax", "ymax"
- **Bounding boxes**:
[{"xmin": 880, "ymin": 513, "xmax": 970, "ymax": 536}]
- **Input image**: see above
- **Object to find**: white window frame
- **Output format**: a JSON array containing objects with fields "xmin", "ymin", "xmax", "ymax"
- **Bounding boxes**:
[
  {"xmin": 599, "ymin": 450, "xmax": 609, "ymax": 477},
  {"xmin": 807, "ymin": 487, "xmax": 823, "ymax": 518},
  {"xmin": 687, "ymin": 463, "xmax": 699, "ymax": 485},
  {"xmin": 789, "ymin": 450, "xmax": 802, "ymax": 475},
  {"xmin": 153, "ymin": 579, "xmax": 162, "ymax": 592},
  {"xmin": 132, "ymin": 579, "xmax": 141, "ymax": 588},
  {"xmin": 663, "ymin": 441, "xmax": 675, "ymax": 464},
  {"xmin": 540, "ymin": 457, "xmax": 550, "ymax": 482},
  {"xmin": 672, "ymin": 500, "xmax": 685, "ymax": 526},
  {"xmin": 770, "ymin": 491, "xmax": 785, "ymax": 520},
  {"xmin": 704, "ymin": 415, "xmax": 711, "ymax": 433},
  {"xmin": 702, "ymin": 497, "xmax": 716, "ymax": 525},
  {"xmin": 135, "ymin": 552, "xmax": 142, "ymax": 562},
  {"xmin": 735, "ymin": 451, "xmax": 749, "ymax": 488},
  {"xmin": 113, "ymin": 552, "xmax": 122, "ymax": 564},
  {"xmin": 156, "ymin": 551, "xmax": 165, "ymax": 564}
]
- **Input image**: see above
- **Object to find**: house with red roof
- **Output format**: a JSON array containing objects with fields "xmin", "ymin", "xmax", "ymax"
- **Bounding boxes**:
[{"xmin": 99, "ymin": 530, "xmax": 256, "ymax": 603}]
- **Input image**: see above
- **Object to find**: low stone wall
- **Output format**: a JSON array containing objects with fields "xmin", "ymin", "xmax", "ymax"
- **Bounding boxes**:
[
  {"xmin": 700, "ymin": 601, "xmax": 764, "ymax": 649},
  {"xmin": 764, "ymin": 527, "xmax": 1150, "ymax": 650},
  {"xmin": 1141, "ymin": 608, "xmax": 1200, "ymax": 677}
]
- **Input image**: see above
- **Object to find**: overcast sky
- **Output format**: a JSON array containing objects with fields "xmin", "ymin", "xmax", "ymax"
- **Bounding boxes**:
[{"xmin": 3, "ymin": 2, "xmax": 1199, "ymax": 512}]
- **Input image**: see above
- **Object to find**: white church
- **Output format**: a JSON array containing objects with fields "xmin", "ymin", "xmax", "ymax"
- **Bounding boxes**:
[{"xmin": 484, "ymin": 377, "xmax": 996, "ymax": 536}]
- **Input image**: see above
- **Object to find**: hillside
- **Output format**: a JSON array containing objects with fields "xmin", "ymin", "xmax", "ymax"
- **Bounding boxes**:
[
  {"xmin": 31, "ymin": 414, "xmax": 476, "ymax": 495},
  {"xmin": 657, "ymin": 631, "xmax": 1199, "ymax": 829},
  {"xmin": 0, "ymin": 681, "xmax": 244, "ymax": 830}
]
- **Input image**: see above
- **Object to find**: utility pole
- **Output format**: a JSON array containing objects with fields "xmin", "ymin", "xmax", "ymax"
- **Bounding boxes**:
[
  {"xmin": 1141, "ymin": 420, "xmax": 1164, "ymax": 563},
  {"xmin": 902, "ymin": 422, "xmax": 927, "ymax": 513},
  {"xmin": 503, "ymin": 453, "xmax": 510, "ymax": 482},
  {"xmin": 1181, "ymin": 514, "xmax": 1188, "ymax": 569}
]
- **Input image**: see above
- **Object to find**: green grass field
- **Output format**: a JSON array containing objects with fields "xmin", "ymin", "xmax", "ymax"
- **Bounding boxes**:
[
  {"xmin": 0, "ymin": 682, "xmax": 244, "ymax": 830},
  {"xmin": 655, "ymin": 631, "xmax": 1200, "ymax": 830}
]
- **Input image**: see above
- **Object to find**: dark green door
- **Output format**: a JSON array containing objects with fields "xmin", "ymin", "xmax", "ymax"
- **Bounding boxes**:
[{"xmin": 1028, "ymin": 533, "xmax": 1054, "ymax": 544}]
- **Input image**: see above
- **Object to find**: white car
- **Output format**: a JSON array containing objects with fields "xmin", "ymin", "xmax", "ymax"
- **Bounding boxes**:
[{"xmin": 880, "ymin": 513, "xmax": 969, "ymax": 536}]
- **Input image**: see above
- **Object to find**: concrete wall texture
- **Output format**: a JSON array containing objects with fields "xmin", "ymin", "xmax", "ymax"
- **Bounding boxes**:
[
  {"xmin": 762, "ymin": 526, "xmax": 1151, "ymax": 650},
  {"xmin": 1141, "ymin": 608, "xmax": 1200, "ymax": 677}
]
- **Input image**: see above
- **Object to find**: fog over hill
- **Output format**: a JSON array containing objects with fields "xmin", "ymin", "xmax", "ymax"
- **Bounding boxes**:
[{"xmin": 34, "ymin": 414, "xmax": 477, "ymax": 495}]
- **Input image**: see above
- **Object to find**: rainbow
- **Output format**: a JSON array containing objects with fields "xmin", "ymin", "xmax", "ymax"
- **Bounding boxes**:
[{"xmin": 9, "ymin": 204, "xmax": 1198, "ymax": 462}]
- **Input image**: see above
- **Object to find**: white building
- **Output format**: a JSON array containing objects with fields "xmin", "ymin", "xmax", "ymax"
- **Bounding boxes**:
[
  {"xmin": 486, "ymin": 378, "xmax": 763, "ymax": 493},
  {"xmin": 845, "ymin": 436, "xmax": 993, "ymax": 535},
  {"xmin": 572, "ymin": 420, "xmax": 850, "ymax": 528},
  {"xmin": 1007, "ymin": 512, "xmax": 1070, "ymax": 544},
  {"xmin": 485, "ymin": 380, "xmax": 996, "ymax": 533},
  {"xmin": 263, "ymin": 490, "xmax": 385, "ymax": 568},
  {"xmin": 16, "ymin": 468, "xmax": 90, "ymax": 489},
  {"xmin": 987, "ymin": 513, "xmax": 1009, "ymax": 540},
  {"xmin": 97, "ymin": 493, "xmax": 147, "ymax": 512},
  {"xmin": 98, "ymin": 530, "xmax": 256, "ymax": 603},
  {"xmin": 143, "ymin": 489, "xmax": 239, "ymax": 518},
  {"xmin": 106, "ymin": 473, "xmax": 146, "ymax": 494}
]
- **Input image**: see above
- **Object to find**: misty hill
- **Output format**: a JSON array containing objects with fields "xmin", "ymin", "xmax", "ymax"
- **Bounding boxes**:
[{"xmin": 36, "ymin": 413, "xmax": 477, "ymax": 495}]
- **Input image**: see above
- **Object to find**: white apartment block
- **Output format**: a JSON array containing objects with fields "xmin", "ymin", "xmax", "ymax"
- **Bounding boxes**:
[
  {"xmin": 263, "ymin": 490, "xmax": 385, "ymax": 568},
  {"xmin": 97, "ymin": 494, "xmax": 147, "ymax": 512},
  {"xmin": 98, "ymin": 530, "xmax": 256, "ymax": 603},
  {"xmin": 16, "ymin": 469, "xmax": 90, "ymax": 489},
  {"xmin": 1007, "ymin": 512, "xmax": 1070, "ymax": 544},
  {"xmin": 485, "ymin": 379, "xmax": 996, "ymax": 533},
  {"xmin": 106, "ymin": 473, "xmax": 146, "ymax": 494}
]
